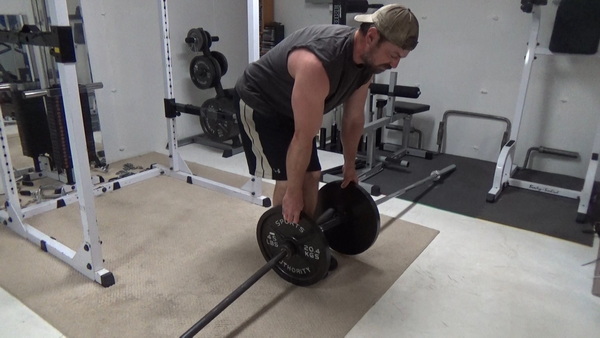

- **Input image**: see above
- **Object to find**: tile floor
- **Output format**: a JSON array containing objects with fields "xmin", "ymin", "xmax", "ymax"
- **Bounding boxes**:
[{"xmin": 1, "ymin": 142, "xmax": 599, "ymax": 338}]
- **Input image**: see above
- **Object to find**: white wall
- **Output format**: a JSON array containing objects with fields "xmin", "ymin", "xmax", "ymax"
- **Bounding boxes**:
[
  {"xmin": 3, "ymin": 0, "xmax": 598, "ymax": 180},
  {"xmin": 275, "ymin": 0, "xmax": 600, "ymax": 180},
  {"xmin": 79, "ymin": 0, "xmax": 248, "ymax": 163}
]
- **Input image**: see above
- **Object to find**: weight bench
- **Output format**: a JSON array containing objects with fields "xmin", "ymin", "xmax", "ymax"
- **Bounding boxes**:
[
  {"xmin": 359, "ymin": 72, "xmax": 432, "ymax": 176},
  {"xmin": 322, "ymin": 72, "xmax": 432, "ymax": 193},
  {"xmin": 380, "ymin": 100, "xmax": 432, "ymax": 161}
]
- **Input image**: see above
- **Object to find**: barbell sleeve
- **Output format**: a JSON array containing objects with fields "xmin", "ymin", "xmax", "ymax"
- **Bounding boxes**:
[
  {"xmin": 316, "ymin": 207, "xmax": 343, "ymax": 232},
  {"xmin": 180, "ymin": 248, "xmax": 289, "ymax": 338},
  {"xmin": 375, "ymin": 164, "xmax": 456, "ymax": 205}
]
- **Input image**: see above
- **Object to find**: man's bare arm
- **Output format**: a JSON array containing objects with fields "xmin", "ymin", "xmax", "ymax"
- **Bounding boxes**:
[
  {"xmin": 340, "ymin": 80, "xmax": 370, "ymax": 187},
  {"xmin": 283, "ymin": 48, "xmax": 330, "ymax": 223}
]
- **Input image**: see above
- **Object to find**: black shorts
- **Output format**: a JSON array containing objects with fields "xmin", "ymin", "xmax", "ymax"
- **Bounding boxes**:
[{"xmin": 235, "ymin": 98, "xmax": 321, "ymax": 181}]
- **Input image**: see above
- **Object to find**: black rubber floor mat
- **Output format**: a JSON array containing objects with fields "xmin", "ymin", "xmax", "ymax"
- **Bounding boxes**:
[{"xmin": 363, "ymin": 153, "xmax": 597, "ymax": 246}]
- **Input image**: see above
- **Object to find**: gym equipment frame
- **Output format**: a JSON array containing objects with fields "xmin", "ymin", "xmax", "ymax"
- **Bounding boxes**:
[
  {"xmin": 321, "ymin": 72, "xmax": 430, "ymax": 195},
  {"xmin": 0, "ymin": 0, "xmax": 115, "ymax": 287},
  {"xmin": 436, "ymin": 110, "xmax": 512, "ymax": 154},
  {"xmin": 487, "ymin": 2, "xmax": 600, "ymax": 223},
  {"xmin": 0, "ymin": 0, "xmax": 270, "ymax": 287},
  {"xmin": 374, "ymin": 72, "xmax": 432, "ymax": 163}
]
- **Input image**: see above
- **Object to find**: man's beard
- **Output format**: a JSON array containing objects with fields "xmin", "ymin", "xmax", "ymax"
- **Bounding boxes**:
[{"xmin": 361, "ymin": 52, "xmax": 391, "ymax": 74}]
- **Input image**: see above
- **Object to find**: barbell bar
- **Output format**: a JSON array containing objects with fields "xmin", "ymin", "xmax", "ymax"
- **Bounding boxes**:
[
  {"xmin": 180, "ymin": 248, "xmax": 289, "ymax": 338},
  {"xmin": 181, "ymin": 164, "xmax": 456, "ymax": 336},
  {"xmin": 315, "ymin": 164, "xmax": 456, "ymax": 255},
  {"xmin": 182, "ymin": 209, "xmax": 329, "ymax": 337},
  {"xmin": 375, "ymin": 164, "xmax": 456, "ymax": 205}
]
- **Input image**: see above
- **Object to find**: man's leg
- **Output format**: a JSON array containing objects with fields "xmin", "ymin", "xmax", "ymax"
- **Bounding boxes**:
[{"xmin": 236, "ymin": 98, "xmax": 323, "ymax": 218}]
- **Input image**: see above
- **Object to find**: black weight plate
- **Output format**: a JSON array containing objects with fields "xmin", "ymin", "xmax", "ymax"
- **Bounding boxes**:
[
  {"xmin": 210, "ymin": 51, "xmax": 228, "ymax": 77},
  {"xmin": 186, "ymin": 28, "xmax": 205, "ymax": 52},
  {"xmin": 209, "ymin": 56, "xmax": 222, "ymax": 85},
  {"xmin": 189, "ymin": 55, "xmax": 219, "ymax": 89},
  {"xmin": 316, "ymin": 181, "xmax": 380, "ymax": 255},
  {"xmin": 203, "ymin": 30, "xmax": 214, "ymax": 49},
  {"xmin": 257, "ymin": 206, "xmax": 331, "ymax": 286},
  {"xmin": 199, "ymin": 97, "xmax": 239, "ymax": 141}
]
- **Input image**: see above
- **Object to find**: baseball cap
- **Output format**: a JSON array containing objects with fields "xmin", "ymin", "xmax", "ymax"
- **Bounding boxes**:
[{"xmin": 354, "ymin": 4, "xmax": 419, "ymax": 50}]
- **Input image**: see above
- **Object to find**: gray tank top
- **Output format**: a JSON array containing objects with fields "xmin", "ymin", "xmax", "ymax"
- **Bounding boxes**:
[{"xmin": 235, "ymin": 24, "xmax": 373, "ymax": 118}]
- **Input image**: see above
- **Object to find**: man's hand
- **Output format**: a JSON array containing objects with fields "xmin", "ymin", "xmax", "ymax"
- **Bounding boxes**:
[
  {"xmin": 341, "ymin": 162, "xmax": 359, "ymax": 188},
  {"xmin": 282, "ymin": 189, "xmax": 304, "ymax": 224}
]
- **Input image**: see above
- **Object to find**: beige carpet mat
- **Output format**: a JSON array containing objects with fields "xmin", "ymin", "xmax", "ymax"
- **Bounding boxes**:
[{"xmin": 0, "ymin": 153, "xmax": 439, "ymax": 337}]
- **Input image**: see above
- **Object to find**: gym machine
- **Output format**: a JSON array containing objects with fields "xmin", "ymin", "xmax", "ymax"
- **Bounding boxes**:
[
  {"xmin": 1, "ymin": 81, "xmax": 107, "ymax": 211},
  {"xmin": 181, "ymin": 164, "xmax": 456, "ymax": 337},
  {"xmin": 371, "ymin": 72, "xmax": 433, "ymax": 164},
  {"xmin": 487, "ymin": 0, "xmax": 600, "ymax": 223},
  {"xmin": 16, "ymin": 83, "xmax": 105, "ymax": 181}
]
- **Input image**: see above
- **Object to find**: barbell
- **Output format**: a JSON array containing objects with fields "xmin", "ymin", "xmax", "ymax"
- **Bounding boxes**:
[{"xmin": 181, "ymin": 164, "xmax": 456, "ymax": 337}]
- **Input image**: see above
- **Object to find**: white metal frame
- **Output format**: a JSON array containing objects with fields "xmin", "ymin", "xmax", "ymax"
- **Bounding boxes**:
[
  {"xmin": 0, "ymin": 0, "xmax": 115, "ymax": 287},
  {"xmin": 487, "ymin": 5, "xmax": 600, "ymax": 222},
  {"xmin": 247, "ymin": 0, "xmax": 260, "ymax": 63},
  {"xmin": 0, "ymin": 0, "xmax": 269, "ymax": 287}
]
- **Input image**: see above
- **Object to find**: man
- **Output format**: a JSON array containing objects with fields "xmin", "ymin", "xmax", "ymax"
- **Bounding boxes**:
[{"xmin": 235, "ymin": 4, "xmax": 419, "ymax": 225}]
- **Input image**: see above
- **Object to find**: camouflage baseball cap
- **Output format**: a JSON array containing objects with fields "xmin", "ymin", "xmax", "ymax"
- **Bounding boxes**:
[{"xmin": 354, "ymin": 4, "xmax": 419, "ymax": 50}]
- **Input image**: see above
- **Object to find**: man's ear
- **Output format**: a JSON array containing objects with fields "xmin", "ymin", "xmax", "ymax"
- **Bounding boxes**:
[{"xmin": 365, "ymin": 26, "xmax": 379, "ymax": 46}]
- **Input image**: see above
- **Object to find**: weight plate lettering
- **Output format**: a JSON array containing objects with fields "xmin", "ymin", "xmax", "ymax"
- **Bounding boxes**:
[{"xmin": 257, "ymin": 206, "xmax": 330, "ymax": 286}]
